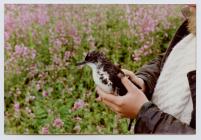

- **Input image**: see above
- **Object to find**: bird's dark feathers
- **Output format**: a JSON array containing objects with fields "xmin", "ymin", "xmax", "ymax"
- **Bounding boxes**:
[
  {"xmin": 86, "ymin": 51, "xmax": 127, "ymax": 96},
  {"xmin": 84, "ymin": 51, "xmax": 135, "ymax": 130},
  {"xmin": 85, "ymin": 51, "xmax": 106, "ymax": 64}
]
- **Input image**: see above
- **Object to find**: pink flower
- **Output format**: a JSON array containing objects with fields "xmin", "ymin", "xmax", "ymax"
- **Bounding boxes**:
[
  {"xmin": 4, "ymin": 31, "xmax": 10, "ymax": 41},
  {"xmin": 31, "ymin": 96, "xmax": 36, "ymax": 100},
  {"xmin": 42, "ymin": 91, "xmax": 48, "ymax": 97},
  {"xmin": 139, "ymin": 47, "xmax": 145, "ymax": 52},
  {"xmin": 143, "ymin": 51, "xmax": 149, "ymax": 56},
  {"xmin": 74, "ymin": 36, "xmax": 81, "ymax": 45},
  {"xmin": 15, "ymin": 45, "xmax": 25, "ymax": 55},
  {"xmin": 37, "ymin": 12, "xmax": 49, "ymax": 25},
  {"xmin": 41, "ymin": 126, "xmax": 49, "ymax": 134},
  {"xmin": 64, "ymin": 51, "xmax": 71, "ymax": 61},
  {"xmin": 69, "ymin": 27, "xmax": 77, "ymax": 37},
  {"xmin": 54, "ymin": 39, "xmax": 62, "ymax": 48},
  {"xmin": 74, "ymin": 116, "xmax": 82, "ymax": 121},
  {"xmin": 13, "ymin": 45, "xmax": 36, "ymax": 60},
  {"xmin": 143, "ymin": 44, "xmax": 149, "ymax": 49},
  {"xmin": 53, "ymin": 56, "xmax": 61, "ymax": 65},
  {"xmin": 36, "ymin": 83, "xmax": 41, "ymax": 91},
  {"xmin": 31, "ymin": 50, "xmax": 36, "ymax": 59},
  {"xmin": 5, "ymin": 14, "xmax": 15, "ymax": 34},
  {"xmin": 133, "ymin": 56, "xmax": 141, "ymax": 61},
  {"xmin": 53, "ymin": 118, "xmax": 64, "ymax": 128},
  {"xmin": 55, "ymin": 21, "xmax": 64, "ymax": 33},
  {"xmin": 14, "ymin": 103, "xmax": 20, "ymax": 112},
  {"xmin": 73, "ymin": 99, "xmax": 85, "ymax": 111}
]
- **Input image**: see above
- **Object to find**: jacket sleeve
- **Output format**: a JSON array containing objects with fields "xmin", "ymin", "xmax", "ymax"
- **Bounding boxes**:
[
  {"xmin": 134, "ymin": 102, "xmax": 195, "ymax": 134},
  {"xmin": 135, "ymin": 54, "xmax": 164, "ymax": 100}
]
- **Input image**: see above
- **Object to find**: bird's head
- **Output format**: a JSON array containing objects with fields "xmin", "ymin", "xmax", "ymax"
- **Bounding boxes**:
[{"xmin": 76, "ymin": 51, "xmax": 106, "ymax": 67}]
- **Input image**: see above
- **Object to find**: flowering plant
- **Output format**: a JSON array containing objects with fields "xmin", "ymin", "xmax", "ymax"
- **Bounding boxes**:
[{"xmin": 5, "ymin": 4, "xmax": 184, "ymax": 134}]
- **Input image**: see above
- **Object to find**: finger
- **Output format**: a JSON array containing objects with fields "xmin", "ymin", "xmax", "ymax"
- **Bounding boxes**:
[
  {"xmin": 129, "ymin": 75, "xmax": 139, "ymax": 84},
  {"xmin": 117, "ymin": 112, "xmax": 126, "ymax": 118},
  {"xmin": 96, "ymin": 87, "xmax": 122, "ymax": 106},
  {"xmin": 96, "ymin": 96, "xmax": 102, "ymax": 102},
  {"xmin": 118, "ymin": 75, "xmax": 138, "ymax": 93},
  {"xmin": 122, "ymin": 69, "xmax": 139, "ymax": 84},
  {"xmin": 114, "ymin": 88, "xmax": 118, "ymax": 96},
  {"xmin": 121, "ymin": 69, "xmax": 134, "ymax": 76},
  {"xmin": 102, "ymin": 99, "xmax": 120, "ymax": 113}
]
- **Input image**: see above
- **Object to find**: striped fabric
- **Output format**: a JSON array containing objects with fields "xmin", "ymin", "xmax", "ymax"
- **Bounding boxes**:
[{"xmin": 152, "ymin": 34, "xmax": 196, "ymax": 125}]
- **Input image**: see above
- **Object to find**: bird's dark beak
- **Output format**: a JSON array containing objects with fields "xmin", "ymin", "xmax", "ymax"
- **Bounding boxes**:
[{"xmin": 76, "ymin": 61, "xmax": 87, "ymax": 66}]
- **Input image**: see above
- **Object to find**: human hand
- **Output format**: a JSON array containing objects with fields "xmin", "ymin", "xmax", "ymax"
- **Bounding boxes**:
[
  {"xmin": 121, "ymin": 69, "xmax": 146, "ymax": 92},
  {"xmin": 96, "ymin": 75, "xmax": 149, "ymax": 119}
]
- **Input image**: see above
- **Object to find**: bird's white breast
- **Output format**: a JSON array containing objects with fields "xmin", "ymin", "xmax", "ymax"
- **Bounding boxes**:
[{"xmin": 87, "ymin": 63, "xmax": 113, "ymax": 94}]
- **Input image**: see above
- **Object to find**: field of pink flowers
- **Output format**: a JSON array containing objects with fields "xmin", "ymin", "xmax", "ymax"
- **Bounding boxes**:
[{"xmin": 5, "ymin": 4, "xmax": 184, "ymax": 134}]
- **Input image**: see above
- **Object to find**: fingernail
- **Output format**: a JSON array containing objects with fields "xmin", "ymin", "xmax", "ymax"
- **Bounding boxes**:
[{"xmin": 117, "ymin": 72, "xmax": 125, "ymax": 79}]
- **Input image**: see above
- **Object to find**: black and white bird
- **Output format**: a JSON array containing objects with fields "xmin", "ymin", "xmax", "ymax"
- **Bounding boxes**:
[{"xmin": 76, "ymin": 51, "xmax": 141, "ymax": 130}]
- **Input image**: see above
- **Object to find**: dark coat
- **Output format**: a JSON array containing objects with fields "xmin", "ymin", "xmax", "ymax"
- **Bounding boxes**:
[{"xmin": 134, "ymin": 20, "xmax": 196, "ymax": 134}]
